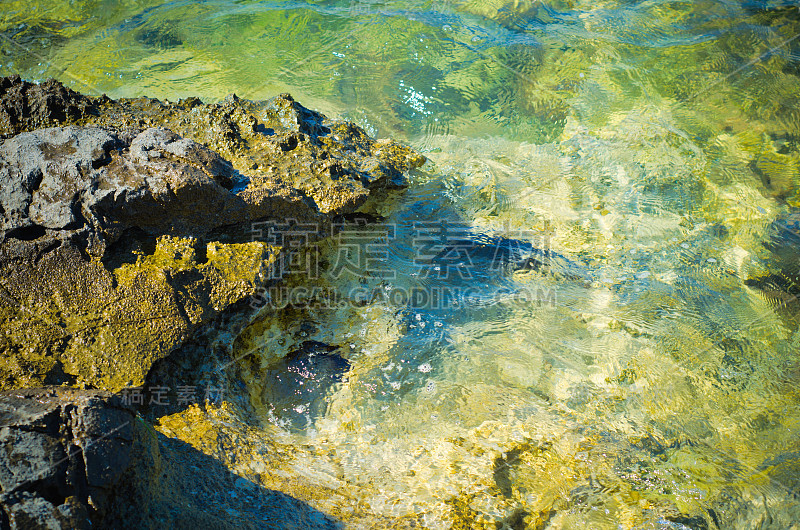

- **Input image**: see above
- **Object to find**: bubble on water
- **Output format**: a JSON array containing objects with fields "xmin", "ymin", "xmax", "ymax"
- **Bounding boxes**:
[
  {"xmin": 418, "ymin": 363, "xmax": 432, "ymax": 373},
  {"xmin": 707, "ymin": 257, "xmax": 717, "ymax": 263},
  {"xmin": 680, "ymin": 243, "xmax": 690, "ymax": 249}
]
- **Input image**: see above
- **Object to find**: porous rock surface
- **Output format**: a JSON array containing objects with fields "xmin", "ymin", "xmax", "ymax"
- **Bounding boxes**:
[{"xmin": 0, "ymin": 75, "xmax": 424, "ymax": 392}]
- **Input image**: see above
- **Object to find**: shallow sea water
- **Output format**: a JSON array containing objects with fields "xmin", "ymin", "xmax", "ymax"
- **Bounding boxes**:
[{"xmin": 3, "ymin": 0, "xmax": 800, "ymax": 527}]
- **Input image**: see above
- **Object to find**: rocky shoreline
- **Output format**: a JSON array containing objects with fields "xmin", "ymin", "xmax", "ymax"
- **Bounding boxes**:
[{"xmin": 0, "ymin": 75, "xmax": 424, "ymax": 528}]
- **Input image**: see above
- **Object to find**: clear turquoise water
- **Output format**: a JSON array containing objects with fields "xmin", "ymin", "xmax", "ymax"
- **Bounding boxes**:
[{"xmin": 3, "ymin": 1, "xmax": 800, "ymax": 527}]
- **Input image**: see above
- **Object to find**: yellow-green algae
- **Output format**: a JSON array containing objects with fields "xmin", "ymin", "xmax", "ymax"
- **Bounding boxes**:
[
  {"xmin": 2, "ymin": 0, "xmax": 800, "ymax": 527},
  {"xmin": 204, "ymin": 108, "xmax": 800, "ymax": 526},
  {"xmin": 0, "ymin": 235, "xmax": 277, "ymax": 392},
  {"xmin": 0, "ymin": 75, "xmax": 423, "ymax": 393}
]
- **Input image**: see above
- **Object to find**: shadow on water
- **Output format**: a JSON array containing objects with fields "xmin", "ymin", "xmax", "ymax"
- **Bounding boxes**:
[
  {"xmin": 104, "ymin": 426, "xmax": 343, "ymax": 529},
  {"xmin": 115, "ymin": 336, "xmax": 345, "ymax": 527}
]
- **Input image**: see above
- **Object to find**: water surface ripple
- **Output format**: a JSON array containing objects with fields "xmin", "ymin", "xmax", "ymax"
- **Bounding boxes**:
[{"xmin": 3, "ymin": 0, "xmax": 800, "ymax": 527}]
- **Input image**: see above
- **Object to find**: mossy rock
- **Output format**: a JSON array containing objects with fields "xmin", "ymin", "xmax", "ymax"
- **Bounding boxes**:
[{"xmin": 0, "ymin": 76, "xmax": 424, "ymax": 392}]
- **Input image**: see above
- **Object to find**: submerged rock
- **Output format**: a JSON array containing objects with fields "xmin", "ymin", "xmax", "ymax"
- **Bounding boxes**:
[
  {"xmin": 744, "ymin": 210, "xmax": 800, "ymax": 320},
  {"xmin": 261, "ymin": 341, "xmax": 351, "ymax": 431},
  {"xmin": 0, "ymin": 76, "xmax": 424, "ymax": 392},
  {"xmin": 430, "ymin": 231, "xmax": 590, "ymax": 282}
]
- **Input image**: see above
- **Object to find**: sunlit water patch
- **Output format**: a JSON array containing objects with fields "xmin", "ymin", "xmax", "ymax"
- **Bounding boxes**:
[{"xmin": 3, "ymin": 0, "xmax": 800, "ymax": 527}]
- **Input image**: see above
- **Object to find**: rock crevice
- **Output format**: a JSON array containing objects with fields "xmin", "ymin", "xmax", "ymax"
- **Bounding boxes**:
[{"xmin": 0, "ymin": 75, "xmax": 424, "ymax": 392}]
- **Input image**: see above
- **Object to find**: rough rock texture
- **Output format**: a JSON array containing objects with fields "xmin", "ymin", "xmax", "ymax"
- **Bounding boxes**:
[
  {"xmin": 0, "ymin": 387, "xmax": 342, "ymax": 529},
  {"xmin": 0, "ymin": 76, "xmax": 424, "ymax": 392},
  {"xmin": 0, "ymin": 387, "xmax": 133, "ymax": 528},
  {"xmin": 0, "ymin": 75, "xmax": 424, "ymax": 216}
]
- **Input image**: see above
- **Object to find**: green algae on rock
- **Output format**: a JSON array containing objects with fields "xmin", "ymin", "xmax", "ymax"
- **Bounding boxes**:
[
  {"xmin": 0, "ymin": 75, "xmax": 425, "ymax": 215},
  {"xmin": 0, "ymin": 76, "xmax": 424, "ymax": 392}
]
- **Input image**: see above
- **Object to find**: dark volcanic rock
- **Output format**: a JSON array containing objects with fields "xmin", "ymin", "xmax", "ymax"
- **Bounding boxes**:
[
  {"xmin": 0, "ymin": 387, "xmax": 134, "ymax": 528},
  {"xmin": 0, "ymin": 125, "xmax": 245, "ymax": 249},
  {"xmin": 0, "ymin": 76, "xmax": 92, "ymax": 135},
  {"xmin": 0, "ymin": 76, "xmax": 424, "ymax": 392},
  {"xmin": 0, "ymin": 76, "xmax": 425, "ymax": 216},
  {"xmin": 0, "ymin": 387, "xmax": 343, "ymax": 529},
  {"xmin": 261, "ymin": 341, "xmax": 351, "ymax": 430}
]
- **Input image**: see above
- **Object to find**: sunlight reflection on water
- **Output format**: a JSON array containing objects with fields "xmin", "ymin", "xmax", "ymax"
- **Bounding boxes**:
[{"xmin": 3, "ymin": 0, "xmax": 800, "ymax": 526}]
